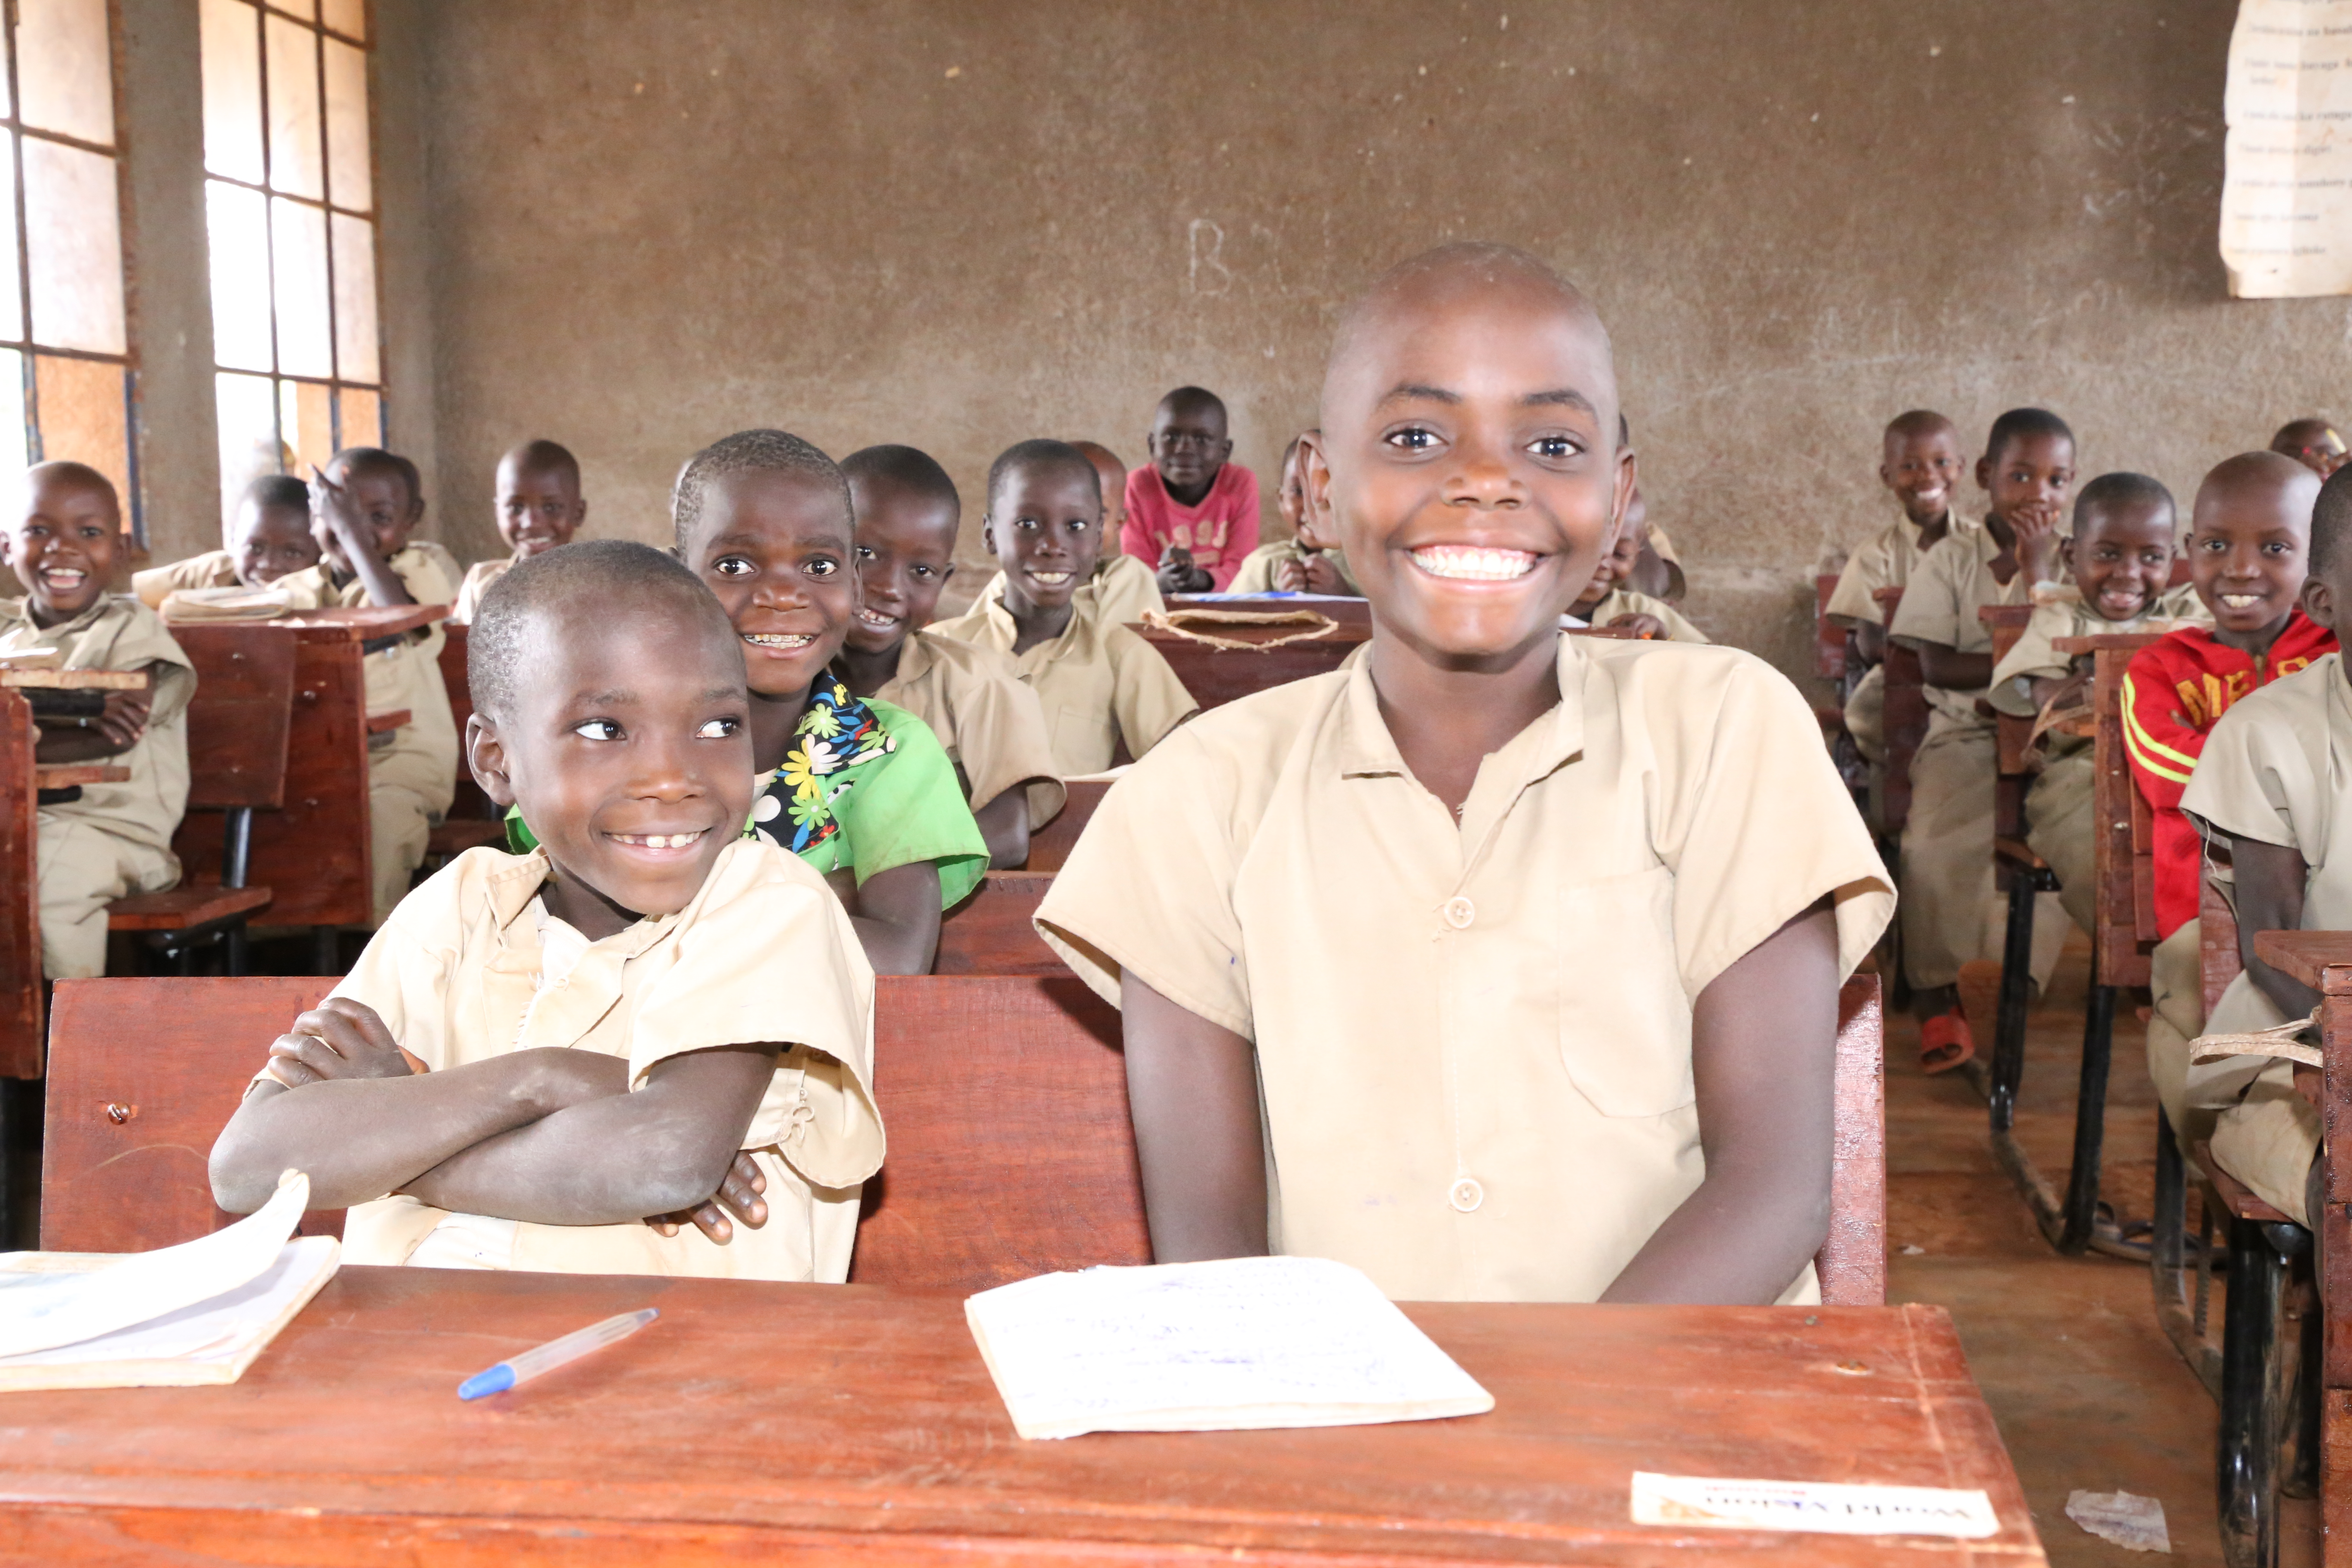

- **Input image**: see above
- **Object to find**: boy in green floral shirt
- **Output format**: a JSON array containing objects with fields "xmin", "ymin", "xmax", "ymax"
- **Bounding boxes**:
[{"xmin": 514, "ymin": 430, "xmax": 985, "ymax": 974}]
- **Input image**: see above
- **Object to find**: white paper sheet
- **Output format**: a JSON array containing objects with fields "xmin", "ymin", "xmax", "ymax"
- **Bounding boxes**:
[
  {"xmin": 0, "ymin": 1169, "xmax": 307, "ymax": 1358},
  {"xmin": 965, "ymin": 1256, "xmax": 1494, "ymax": 1440},
  {"xmin": 1629, "ymin": 1472, "xmax": 2000, "ymax": 1539},
  {"xmin": 2221, "ymin": 0, "xmax": 2352, "ymax": 297}
]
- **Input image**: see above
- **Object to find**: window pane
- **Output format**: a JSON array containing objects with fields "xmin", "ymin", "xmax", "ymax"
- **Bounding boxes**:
[
  {"xmin": 322, "ymin": 37, "xmax": 371, "ymax": 211},
  {"xmin": 281, "ymin": 378, "xmax": 334, "ymax": 476},
  {"xmin": 0, "ymin": 351, "xmax": 25, "ymax": 478},
  {"xmin": 33, "ymin": 354, "xmax": 129, "ymax": 518},
  {"xmin": 270, "ymin": 197, "xmax": 331, "ymax": 377},
  {"xmin": 331, "ymin": 213, "xmax": 378, "ymax": 382},
  {"xmin": 16, "ymin": 0, "xmax": 114, "ymax": 147},
  {"xmin": 264, "ymin": 15, "xmax": 324, "ymax": 199},
  {"xmin": 336, "ymin": 383, "xmax": 379, "ymax": 449},
  {"xmin": 200, "ymin": 0, "xmax": 264, "ymax": 184},
  {"xmin": 0, "ymin": 141, "xmax": 20, "ymax": 344},
  {"xmin": 206, "ymin": 180, "xmax": 274, "ymax": 371},
  {"xmin": 23, "ymin": 140, "xmax": 125, "ymax": 354},
  {"xmin": 320, "ymin": 0, "xmax": 366, "ymax": 43},
  {"xmin": 216, "ymin": 370, "xmax": 280, "ymax": 524}
]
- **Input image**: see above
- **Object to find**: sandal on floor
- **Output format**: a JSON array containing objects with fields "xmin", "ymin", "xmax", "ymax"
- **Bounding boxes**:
[{"xmin": 1920, "ymin": 1011, "xmax": 1976, "ymax": 1075}]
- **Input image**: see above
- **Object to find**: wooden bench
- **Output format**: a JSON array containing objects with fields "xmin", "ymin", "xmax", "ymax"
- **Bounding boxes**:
[
  {"xmin": 170, "ymin": 606, "xmax": 442, "ymax": 968},
  {"xmin": 932, "ymin": 872, "xmax": 1062, "ymax": 976},
  {"xmin": 1979, "ymin": 623, "xmax": 2165, "ymax": 1261},
  {"xmin": 1873, "ymin": 586, "xmax": 1926, "ymax": 838},
  {"xmin": 43, "ymin": 972, "xmax": 1890, "ymax": 1311}
]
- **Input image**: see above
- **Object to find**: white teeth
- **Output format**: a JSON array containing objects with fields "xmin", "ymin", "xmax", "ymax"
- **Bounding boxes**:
[
  {"xmin": 615, "ymin": 830, "xmax": 704, "ymax": 850},
  {"xmin": 742, "ymin": 632, "xmax": 812, "ymax": 648},
  {"xmin": 1410, "ymin": 545, "xmax": 1538, "ymax": 581}
]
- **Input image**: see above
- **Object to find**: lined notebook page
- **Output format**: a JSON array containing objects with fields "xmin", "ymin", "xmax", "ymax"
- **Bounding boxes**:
[{"xmin": 965, "ymin": 1256, "xmax": 1494, "ymax": 1440}]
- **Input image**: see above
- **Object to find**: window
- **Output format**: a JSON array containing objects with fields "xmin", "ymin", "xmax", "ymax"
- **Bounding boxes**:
[
  {"xmin": 2, "ymin": 0, "xmax": 137, "ymax": 536},
  {"xmin": 202, "ymin": 0, "xmax": 380, "ymax": 527}
]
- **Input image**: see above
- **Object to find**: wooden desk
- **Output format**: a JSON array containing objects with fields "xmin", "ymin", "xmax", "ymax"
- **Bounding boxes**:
[
  {"xmin": 171, "ymin": 606, "xmax": 443, "ymax": 935},
  {"xmin": 1132, "ymin": 617, "xmax": 1372, "ymax": 712},
  {"xmin": 0, "ymin": 1268, "xmax": 2045, "ymax": 1565}
]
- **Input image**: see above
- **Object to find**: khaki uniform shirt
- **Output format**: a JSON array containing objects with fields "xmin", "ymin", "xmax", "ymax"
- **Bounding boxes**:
[
  {"xmin": 132, "ymin": 550, "xmax": 238, "ymax": 610},
  {"xmin": 976, "ymin": 552, "xmax": 1165, "ymax": 631},
  {"xmin": 928, "ymin": 591, "xmax": 1198, "ymax": 776},
  {"xmin": 450, "ymin": 557, "xmax": 513, "ymax": 624},
  {"xmin": 0, "ymin": 595, "xmax": 194, "ymax": 864},
  {"xmin": 1226, "ymin": 539, "xmax": 1363, "ymax": 597},
  {"xmin": 276, "ymin": 545, "xmax": 458, "ymax": 811},
  {"xmin": 876, "ymin": 629, "xmax": 1066, "ymax": 824},
  {"xmin": 1887, "ymin": 518, "xmax": 2035, "ymax": 740},
  {"xmin": 1824, "ymin": 513, "xmax": 1956, "ymax": 628},
  {"xmin": 1036, "ymin": 635, "xmax": 1893, "ymax": 1303},
  {"xmin": 1988, "ymin": 587, "xmax": 2208, "ymax": 718},
  {"xmin": 332, "ymin": 841, "xmax": 882, "ymax": 1280},
  {"xmin": 1581, "ymin": 588, "xmax": 1709, "ymax": 644},
  {"xmin": 2182, "ymin": 655, "xmax": 2352, "ymax": 1093}
]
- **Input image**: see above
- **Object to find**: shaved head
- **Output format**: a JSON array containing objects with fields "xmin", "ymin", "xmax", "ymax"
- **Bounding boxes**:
[
  {"xmin": 1323, "ymin": 244, "xmax": 1617, "ymax": 447},
  {"xmin": 2199, "ymin": 450, "xmax": 2318, "ymax": 516}
]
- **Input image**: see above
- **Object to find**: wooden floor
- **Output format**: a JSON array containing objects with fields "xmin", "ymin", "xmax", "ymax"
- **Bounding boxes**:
[{"xmin": 1887, "ymin": 931, "xmax": 2320, "ymax": 1567}]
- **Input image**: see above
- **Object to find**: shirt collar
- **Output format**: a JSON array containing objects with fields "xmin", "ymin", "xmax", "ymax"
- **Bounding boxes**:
[{"xmin": 1334, "ymin": 631, "xmax": 1589, "ymax": 784}]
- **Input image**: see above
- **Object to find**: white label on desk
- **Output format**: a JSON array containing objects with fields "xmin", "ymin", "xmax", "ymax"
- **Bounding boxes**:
[{"xmin": 1629, "ymin": 1472, "xmax": 2000, "ymax": 1538}]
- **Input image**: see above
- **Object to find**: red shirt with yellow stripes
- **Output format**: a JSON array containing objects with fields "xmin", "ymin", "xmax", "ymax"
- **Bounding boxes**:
[{"xmin": 2122, "ymin": 612, "xmax": 2338, "ymax": 936}]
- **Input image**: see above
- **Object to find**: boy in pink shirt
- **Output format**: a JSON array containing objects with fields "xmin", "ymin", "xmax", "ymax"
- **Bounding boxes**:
[{"xmin": 1123, "ymin": 385, "xmax": 1261, "ymax": 592}]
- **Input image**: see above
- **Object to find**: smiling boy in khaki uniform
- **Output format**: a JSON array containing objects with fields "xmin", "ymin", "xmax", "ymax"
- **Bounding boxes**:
[
  {"xmin": 929, "ymin": 440, "xmax": 1197, "ymax": 778},
  {"xmin": 274, "ymin": 447, "xmax": 459, "ymax": 926},
  {"xmin": 0, "ymin": 463, "xmax": 194, "ymax": 979},
  {"xmin": 1038, "ymin": 245, "xmax": 1891, "ymax": 1304},
  {"xmin": 209, "ymin": 541, "xmax": 879, "ymax": 1277}
]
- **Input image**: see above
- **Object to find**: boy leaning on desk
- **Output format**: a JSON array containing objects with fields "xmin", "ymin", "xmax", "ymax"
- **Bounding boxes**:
[{"xmin": 210, "ymin": 540, "xmax": 882, "ymax": 1282}]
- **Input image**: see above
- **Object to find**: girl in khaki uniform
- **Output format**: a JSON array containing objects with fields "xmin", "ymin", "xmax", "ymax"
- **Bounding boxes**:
[{"xmin": 1038, "ymin": 247, "xmax": 1892, "ymax": 1305}]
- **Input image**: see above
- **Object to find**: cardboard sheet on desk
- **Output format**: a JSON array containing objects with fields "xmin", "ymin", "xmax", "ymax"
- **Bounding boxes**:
[{"xmin": 965, "ymin": 1256, "xmax": 1494, "ymax": 1441}]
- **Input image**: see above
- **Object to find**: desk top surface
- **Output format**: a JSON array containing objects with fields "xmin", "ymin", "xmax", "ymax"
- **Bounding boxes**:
[
  {"xmin": 0, "ymin": 1267, "xmax": 2043, "ymax": 1565},
  {"xmin": 2254, "ymin": 929, "xmax": 2352, "ymax": 992}
]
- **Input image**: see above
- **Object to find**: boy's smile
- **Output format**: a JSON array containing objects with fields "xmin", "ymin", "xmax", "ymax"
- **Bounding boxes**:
[
  {"xmin": 2191, "ymin": 454, "xmax": 2319, "ymax": 644},
  {"xmin": 470, "ymin": 605, "xmax": 753, "ymax": 939},
  {"xmin": 497, "ymin": 461, "xmax": 586, "ymax": 559},
  {"xmin": 845, "ymin": 475, "xmax": 958, "ymax": 655},
  {"xmin": 1883, "ymin": 429, "xmax": 1964, "ymax": 525},
  {"xmin": 682, "ymin": 469, "xmax": 854, "ymax": 702},
  {"xmin": 986, "ymin": 466, "xmax": 1103, "ymax": 619},
  {"xmin": 230, "ymin": 502, "xmax": 321, "ymax": 587},
  {"xmin": 1309, "ymin": 262, "xmax": 1627, "ymax": 665},
  {"xmin": 1977, "ymin": 432, "xmax": 2075, "ymax": 535},
  {"xmin": 7, "ymin": 467, "xmax": 119, "ymax": 627},
  {"xmin": 2067, "ymin": 499, "xmax": 2174, "ymax": 622}
]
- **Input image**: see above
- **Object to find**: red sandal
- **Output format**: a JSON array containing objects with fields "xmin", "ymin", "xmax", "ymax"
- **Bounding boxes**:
[{"xmin": 1919, "ymin": 1010, "xmax": 1975, "ymax": 1075}]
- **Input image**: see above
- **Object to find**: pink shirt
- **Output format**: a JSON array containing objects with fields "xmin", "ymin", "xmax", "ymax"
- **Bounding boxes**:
[{"xmin": 1121, "ymin": 463, "xmax": 1261, "ymax": 590}]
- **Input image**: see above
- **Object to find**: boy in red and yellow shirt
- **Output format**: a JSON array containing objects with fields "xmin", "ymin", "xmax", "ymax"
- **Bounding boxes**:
[{"xmin": 2125, "ymin": 451, "xmax": 2332, "ymax": 1139}]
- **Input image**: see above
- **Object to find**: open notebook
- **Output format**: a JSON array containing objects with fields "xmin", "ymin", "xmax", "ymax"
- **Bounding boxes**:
[
  {"xmin": 0, "ymin": 1170, "xmax": 336, "ymax": 1391},
  {"xmin": 966, "ymin": 1256, "xmax": 1494, "ymax": 1441}
]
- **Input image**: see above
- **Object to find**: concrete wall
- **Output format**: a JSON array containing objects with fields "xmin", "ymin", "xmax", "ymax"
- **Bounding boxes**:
[{"xmin": 394, "ymin": 0, "xmax": 2344, "ymax": 688}]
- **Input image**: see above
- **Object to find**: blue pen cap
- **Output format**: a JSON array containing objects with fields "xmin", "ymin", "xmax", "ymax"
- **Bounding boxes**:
[{"xmin": 457, "ymin": 1363, "xmax": 517, "ymax": 1401}]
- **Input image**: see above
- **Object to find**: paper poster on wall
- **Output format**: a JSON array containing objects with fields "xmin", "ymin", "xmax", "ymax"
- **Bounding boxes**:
[{"xmin": 2220, "ymin": 0, "xmax": 2352, "ymax": 298}]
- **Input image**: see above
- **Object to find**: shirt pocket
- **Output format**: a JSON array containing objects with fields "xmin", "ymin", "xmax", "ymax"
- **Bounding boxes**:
[{"xmin": 1557, "ymin": 864, "xmax": 1694, "ymax": 1118}]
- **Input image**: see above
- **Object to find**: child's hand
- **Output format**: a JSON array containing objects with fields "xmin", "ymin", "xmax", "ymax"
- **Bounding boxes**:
[
  {"xmin": 264, "ymin": 998, "xmax": 427, "ymax": 1087},
  {"xmin": 644, "ymin": 1151, "xmax": 768, "ymax": 1244},
  {"xmin": 90, "ymin": 688, "xmax": 153, "ymax": 748},
  {"xmin": 1278, "ymin": 553, "xmax": 1346, "ymax": 595},
  {"xmin": 2011, "ymin": 500, "xmax": 2065, "ymax": 583},
  {"xmin": 1607, "ymin": 612, "xmax": 1669, "ymax": 640}
]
